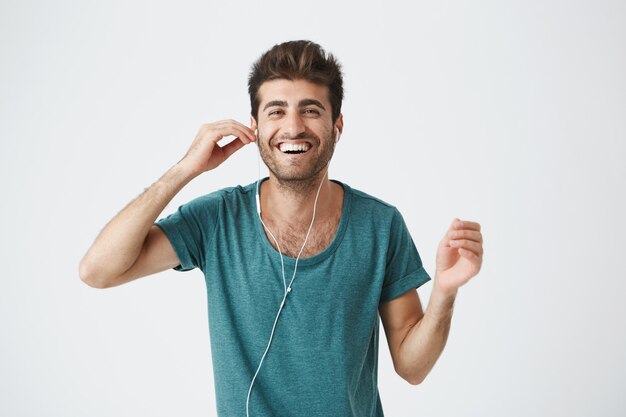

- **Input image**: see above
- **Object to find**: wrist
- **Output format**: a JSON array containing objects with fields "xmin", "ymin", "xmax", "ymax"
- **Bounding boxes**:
[
  {"xmin": 172, "ymin": 159, "xmax": 202, "ymax": 182},
  {"xmin": 433, "ymin": 275, "xmax": 459, "ymax": 299}
]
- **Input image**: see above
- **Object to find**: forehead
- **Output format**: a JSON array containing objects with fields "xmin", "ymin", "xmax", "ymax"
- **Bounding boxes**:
[{"xmin": 258, "ymin": 79, "xmax": 330, "ymax": 106}]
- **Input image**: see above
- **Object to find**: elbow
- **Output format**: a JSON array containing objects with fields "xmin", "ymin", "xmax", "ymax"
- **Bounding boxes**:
[
  {"xmin": 79, "ymin": 257, "xmax": 111, "ymax": 289},
  {"xmin": 405, "ymin": 373, "xmax": 425, "ymax": 386},
  {"xmin": 396, "ymin": 365, "xmax": 426, "ymax": 386}
]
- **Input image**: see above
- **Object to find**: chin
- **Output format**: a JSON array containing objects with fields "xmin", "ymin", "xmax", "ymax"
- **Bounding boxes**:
[{"xmin": 270, "ymin": 165, "xmax": 330, "ymax": 184}]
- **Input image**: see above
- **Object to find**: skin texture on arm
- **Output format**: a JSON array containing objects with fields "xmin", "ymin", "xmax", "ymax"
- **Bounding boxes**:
[
  {"xmin": 79, "ymin": 120, "xmax": 257, "ymax": 288},
  {"xmin": 379, "ymin": 285, "xmax": 455, "ymax": 385},
  {"xmin": 79, "ymin": 166, "xmax": 191, "ymax": 289},
  {"xmin": 378, "ymin": 289, "xmax": 426, "ymax": 383},
  {"xmin": 379, "ymin": 218, "xmax": 484, "ymax": 384}
]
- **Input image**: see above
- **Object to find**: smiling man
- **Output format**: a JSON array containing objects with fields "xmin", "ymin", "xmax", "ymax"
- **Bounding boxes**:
[{"xmin": 79, "ymin": 40, "xmax": 484, "ymax": 417}]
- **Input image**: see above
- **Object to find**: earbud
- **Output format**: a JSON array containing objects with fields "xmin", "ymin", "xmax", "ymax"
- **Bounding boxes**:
[{"xmin": 335, "ymin": 128, "xmax": 341, "ymax": 143}]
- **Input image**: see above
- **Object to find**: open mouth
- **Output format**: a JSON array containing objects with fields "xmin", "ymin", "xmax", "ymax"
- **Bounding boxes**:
[{"xmin": 278, "ymin": 142, "xmax": 311, "ymax": 155}]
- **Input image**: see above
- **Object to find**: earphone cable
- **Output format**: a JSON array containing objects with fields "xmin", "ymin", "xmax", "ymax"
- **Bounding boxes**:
[{"xmin": 248, "ymin": 139, "xmax": 329, "ymax": 417}]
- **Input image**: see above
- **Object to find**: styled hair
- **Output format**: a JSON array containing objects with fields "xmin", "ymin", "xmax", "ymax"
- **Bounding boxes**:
[{"xmin": 248, "ymin": 40, "xmax": 344, "ymax": 124}]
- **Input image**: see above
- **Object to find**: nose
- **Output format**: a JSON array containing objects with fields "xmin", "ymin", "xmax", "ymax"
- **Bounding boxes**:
[{"xmin": 281, "ymin": 111, "xmax": 306, "ymax": 139}]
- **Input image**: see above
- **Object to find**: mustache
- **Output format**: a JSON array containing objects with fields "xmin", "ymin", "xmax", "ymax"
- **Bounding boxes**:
[{"xmin": 271, "ymin": 131, "xmax": 320, "ymax": 144}]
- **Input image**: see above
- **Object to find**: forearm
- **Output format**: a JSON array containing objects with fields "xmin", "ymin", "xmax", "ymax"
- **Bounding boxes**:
[
  {"xmin": 79, "ymin": 162, "xmax": 197, "ymax": 286},
  {"xmin": 397, "ymin": 281, "xmax": 457, "ymax": 384}
]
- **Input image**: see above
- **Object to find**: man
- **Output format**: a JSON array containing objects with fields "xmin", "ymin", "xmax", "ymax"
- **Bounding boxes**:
[{"xmin": 80, "ymin": 40, "xmax": 483, "ymax": 416}]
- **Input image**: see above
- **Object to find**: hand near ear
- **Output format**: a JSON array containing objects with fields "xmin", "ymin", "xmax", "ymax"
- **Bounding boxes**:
[{"xmin": 181, "ymin": 120, "xmax": 256, "ymax": 176}]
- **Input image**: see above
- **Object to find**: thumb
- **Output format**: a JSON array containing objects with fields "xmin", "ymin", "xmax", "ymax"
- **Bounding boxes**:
[{"xmin": 221, "ymin": 137, "xmax": 247, "ymax": 160}]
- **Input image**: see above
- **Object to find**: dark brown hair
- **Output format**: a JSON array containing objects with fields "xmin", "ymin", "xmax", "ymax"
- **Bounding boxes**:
[{"xmin": 248, "ymin": 40, "xmax": 344, "ymax": 124}]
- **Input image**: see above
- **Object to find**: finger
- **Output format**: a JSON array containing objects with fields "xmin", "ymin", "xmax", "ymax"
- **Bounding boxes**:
[
  {"xmin": 231, "ymin": 120, "xmax": 256, "ymax": 142},
  {"xmin": 458, "ymin": 248, "xmax": 480, "ymax": 261},
  {"xmin": 220, "ymin": 137, "xmax": 247, "ymax": 160},
  {"xmin": 453, "ymin": 220, "xmax": 481, "ymax": 232},
  {"xmin": 449, "ymin": 239, "xmax": 483, "ymax": 256},
  {"xmin": 220, "ymin": 125, "xmax": 254, "ymax": 144},
  {"xmin": 211, "ymin": 121, "xmax": 254, "ymax": 144},
  {"xmin": 221, "ymin": 119, "xmax": 256, "ymax": 143},
  {"xmin": 448, "ymin": 229, "xmax": 483, "ymax": 243}
]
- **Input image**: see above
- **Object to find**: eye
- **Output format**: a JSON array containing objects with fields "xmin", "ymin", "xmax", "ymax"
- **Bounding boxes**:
[
  {"xmin": 304, "ymin": 108, "xmax": 319, "ymax": 114},
  {"xmin": 268, "ymin": 110, "xmax": 283, "ymax": 116}
]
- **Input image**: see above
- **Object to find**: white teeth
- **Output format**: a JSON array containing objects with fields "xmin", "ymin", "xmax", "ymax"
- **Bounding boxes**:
[{"xmin": 279, "ymin": 142, "xmax": 311, "ymax": 153}]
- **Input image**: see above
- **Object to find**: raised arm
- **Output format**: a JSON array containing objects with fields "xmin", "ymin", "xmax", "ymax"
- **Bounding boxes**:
[
  {"xmin": 79, "ymin": 120, "xmax": 256, "ymax": 288},
  {"xmin": 379, "ymin": 218, "xmax": 483, "ymax": 384}
]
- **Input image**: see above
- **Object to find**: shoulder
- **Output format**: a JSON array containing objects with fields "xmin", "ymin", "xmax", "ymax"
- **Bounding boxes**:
[
  {"xmin": 348, "ymin": 186, "xmax": 395, "ymax": 209},
  {"xmin": 161, "ymin": 182, "xmax": 255, "ymax": 228},
  {"xmin": 184, "ymin": 181, "xmax": 256, "ymax": 210},
  {"xmin": 342, "ymin": 181, "xmax": 401, "ymax": 221}
]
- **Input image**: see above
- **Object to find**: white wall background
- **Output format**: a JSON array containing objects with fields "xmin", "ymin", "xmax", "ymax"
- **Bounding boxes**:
[{"xmin": 1, "ymin": 0, "xmax": 624, "ymax": 416}]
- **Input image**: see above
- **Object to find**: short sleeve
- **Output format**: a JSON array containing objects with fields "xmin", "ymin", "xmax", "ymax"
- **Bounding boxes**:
[
  {"xmin": 154, "ymin": 193, "xmax": 221, "ymax": 272},
  {"xmin": 379, "ymin": 208, "xmax": 431, "ymax": 304}
]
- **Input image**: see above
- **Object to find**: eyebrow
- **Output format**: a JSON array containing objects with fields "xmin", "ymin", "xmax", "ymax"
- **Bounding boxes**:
[{"xmin": 262, "ymin": 99, "xmax": 327, "ymax": 112}]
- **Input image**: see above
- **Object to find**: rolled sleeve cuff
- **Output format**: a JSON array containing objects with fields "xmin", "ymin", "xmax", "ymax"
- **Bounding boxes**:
[
  {"xmin": 154, "ymin": 222, "xmax": 196, "ymax": 271},
  {"xmin": 379, "ymin": 265, "xmax": 431, "ymax": 304}
]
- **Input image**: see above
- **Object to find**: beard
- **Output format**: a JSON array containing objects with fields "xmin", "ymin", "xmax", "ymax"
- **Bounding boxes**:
[{"xmin": 257, "ymin": 127, "xmax": 336, "ymax": 193}]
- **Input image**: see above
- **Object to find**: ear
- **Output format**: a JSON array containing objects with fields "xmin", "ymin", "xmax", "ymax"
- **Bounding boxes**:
[
  {"xmin": 335, "ymin": 113, "xmax": 344, "ymax": 137},
  {"xmin": 250, "ymin": 116, "xmax": 257, "ymax": 132}
]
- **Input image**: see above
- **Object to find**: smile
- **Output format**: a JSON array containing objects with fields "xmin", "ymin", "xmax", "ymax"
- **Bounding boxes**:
[{"xmin": 278, "ymin": 142, "xmax": 312, "ymax": 154}]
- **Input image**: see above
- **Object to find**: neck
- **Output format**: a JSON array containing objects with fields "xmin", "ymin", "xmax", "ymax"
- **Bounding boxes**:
[{"xmin": 260, "ymin": 170, "xmax": 337, "ymax": 227}]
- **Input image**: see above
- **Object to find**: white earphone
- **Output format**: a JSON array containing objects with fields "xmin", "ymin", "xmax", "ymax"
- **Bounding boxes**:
[{"xmin": 248, "ymin": 127, "xmax": 334, "ymax": 417}]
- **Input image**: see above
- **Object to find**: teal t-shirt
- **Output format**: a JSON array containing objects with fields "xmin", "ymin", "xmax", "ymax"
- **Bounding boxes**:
[{"xmin": 155, "ymin": 178, "xmax": 431, "ymax": 417}]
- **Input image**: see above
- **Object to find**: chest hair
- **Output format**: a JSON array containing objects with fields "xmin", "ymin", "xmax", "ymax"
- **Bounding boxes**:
[{"xmin": 263, "ymin": 215, "xmax": 340, "ymax": 258}]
